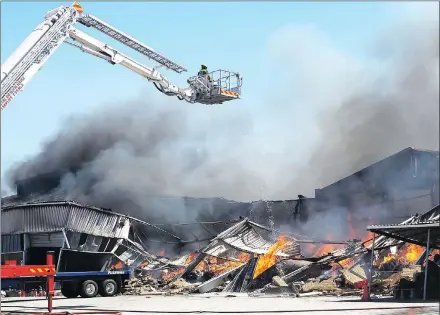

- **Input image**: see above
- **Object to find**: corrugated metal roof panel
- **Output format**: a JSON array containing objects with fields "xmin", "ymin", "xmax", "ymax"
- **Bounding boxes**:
[
  {"xmin": 1, "ymin": 234, "xmax": 22, "ymax": 253},
  {"xmin": 65, "ymin": 205, "xmax": 123, "ymax": 237},
  {"xmin": 221, "ymin": 227, "xmax": 273, "ymax": 254},
  {"xmin": 416, "ymin": 204, "xmax": 440, "ymax": 223},
  {"xmin": 366, "ymin": 204, "xmax": 440, "ymax": 250},
  {"xmin": 1, "ymin": 209, "xmax": 24, "ymax": 235},
  {"xmin": 1, "ymin": 202, "xmax": 127, "ymax": 238},
  {"xmin": 369, "ymin": 204, "xmax": 440, "ymax": 231},
  {"xmin": 29, "ymin": 232, "xmax": 64, "ymax": 248},
  {"xmin": 1, "ymin": 192, "xmax": 68, "ymax": 208},
  {"xmin": 205, "ymin": 219, "xmax": 295, "ymax": 255},
  {"xmin": 22, "ymin": 204, "xmax": 69, "ymax": 233}
]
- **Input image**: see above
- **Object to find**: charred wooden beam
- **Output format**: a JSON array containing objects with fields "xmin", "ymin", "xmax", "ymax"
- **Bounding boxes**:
[
  {"xmin": 223, "ymin": 255, "xmax": 258, "ymax": 293},
  {"xmin": 239, "ymin": 255, "xmax": 258, "ymax": 292},
  {"xmin": 181, "ymin": 252, "xmax": 206, "ymax": 279}
]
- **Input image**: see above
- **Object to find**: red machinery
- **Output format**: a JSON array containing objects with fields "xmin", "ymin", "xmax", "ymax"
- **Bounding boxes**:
[
  {"xmin": 354, "ymin": 279, "xmax": 370, "ymax": 301},
  {"xmin": 1, "ymin": 251, "xmax": 56, "ymax": 312}
]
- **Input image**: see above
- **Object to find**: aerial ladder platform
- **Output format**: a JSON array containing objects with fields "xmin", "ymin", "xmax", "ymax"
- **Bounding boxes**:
[{"xmin": 1, "ymin": 2, "xmax": 243, "ymax": 111}]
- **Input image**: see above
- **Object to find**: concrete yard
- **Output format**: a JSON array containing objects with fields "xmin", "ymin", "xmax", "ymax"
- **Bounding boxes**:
[{"xmin": 1, "ymin": 294, "xmax": 439, "ymax": 315}]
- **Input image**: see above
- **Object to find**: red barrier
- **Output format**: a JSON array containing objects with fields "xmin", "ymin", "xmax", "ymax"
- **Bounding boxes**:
[
  {"xmin": 1, "ymin": 251, "xmax": 56, "ymax": 312},
  {"xmin": 46, "ymin": 252, "xmax": 55, "ymax": 312},
  {"xmin": 354, "ymin": 279, "xmax": 370, "ymax": 301}
]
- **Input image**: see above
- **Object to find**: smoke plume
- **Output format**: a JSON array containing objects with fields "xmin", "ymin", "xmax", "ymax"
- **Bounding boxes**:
[
  {"xmin": 272, "ymin": 3, "xmax": 439, "ymax": 196},
  {"xmin": 4, "ymin": 3, "xmax": 439, "ymax": 226}
]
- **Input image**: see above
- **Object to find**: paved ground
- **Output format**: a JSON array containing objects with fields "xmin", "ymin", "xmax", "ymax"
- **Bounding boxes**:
[{"xmin": 1, "ymin": 294, "xmax": 439, "ymax": 315}]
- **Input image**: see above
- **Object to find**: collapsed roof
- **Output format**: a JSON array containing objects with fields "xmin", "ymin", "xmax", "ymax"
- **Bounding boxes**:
[
  {"xmin": 368, "ymin": 204, "xmax": 440, "ymax": 250},
  {"xmin": 202, "ymin": 218, "xmax": 301, "ymax": 257},
  {"xmin": 277, "ymin": 203, "xmax": 440, "ymax": 285},
  {"xmin": 0, "ymin": 200, "xmax": 182, "ymax": 268},
  {"xmin": 0, "ymin": 200, "xmax": 178, "ymax": 240}
]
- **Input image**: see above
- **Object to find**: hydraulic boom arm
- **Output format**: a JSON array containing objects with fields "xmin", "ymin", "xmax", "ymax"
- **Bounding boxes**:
[
  {"xmin": 67, "ymin": 27, "xmax": 193, "ymax": 101},
  {"xmin": 1, "ymin": 2, "xmax": 242, "ymax": 111}
]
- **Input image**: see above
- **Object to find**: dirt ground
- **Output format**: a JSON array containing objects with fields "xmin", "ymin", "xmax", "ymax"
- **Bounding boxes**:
[{"xmin": 1, "ymin": 294, "xmax": 439, "ymax": 315}]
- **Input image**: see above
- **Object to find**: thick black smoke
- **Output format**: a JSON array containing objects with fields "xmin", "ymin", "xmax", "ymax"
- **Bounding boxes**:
[
  {"xmin": 5, "ymin": 101, "xmax": 261, "ymax": 222},
  {"xmin": 4, "ymin": 3, "xmax": 439, "ymax": 228},
  {"xmin": 272, "ymin": 4, "xmax": 439, "ymax": 197}
]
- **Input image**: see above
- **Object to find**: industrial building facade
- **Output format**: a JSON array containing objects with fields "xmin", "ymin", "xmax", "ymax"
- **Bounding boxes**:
[{"xmin": 2, "ymin": 147, "xmax": 439, "ymax": 260}]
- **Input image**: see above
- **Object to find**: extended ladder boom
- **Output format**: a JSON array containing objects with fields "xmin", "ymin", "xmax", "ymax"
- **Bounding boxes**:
[
  {"xmin": 1, "ymin": 5, "xmax": 77, "ymax": 110},
  {"xmin": 1, "ymin": 2, "xmax": 242, "ymax": 111},
  {"xmin": 77, "ymin": 14, "xmax": 187, "ymax": 74}
]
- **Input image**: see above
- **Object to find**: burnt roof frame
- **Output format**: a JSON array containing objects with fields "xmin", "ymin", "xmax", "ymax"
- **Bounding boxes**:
[
  {"xmin": 1, "ymin": 200, "xmax": 182, "ymax": 242},
  {"xmin": 367, "ymin": 223, "xmax": 440, "ymax": 250}
]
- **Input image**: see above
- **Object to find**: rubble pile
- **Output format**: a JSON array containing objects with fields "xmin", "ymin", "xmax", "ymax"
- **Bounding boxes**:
[
  {"xmin": 124, "ymin": 274, "xmax": 198, "ymax": 296},
  {"xmin": 118, "ymin": 216, "xmax": 439, "ymax": 299}
]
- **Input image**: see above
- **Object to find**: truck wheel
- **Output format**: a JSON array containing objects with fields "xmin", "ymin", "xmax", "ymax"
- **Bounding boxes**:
[
  {"xmin": 79, "ymin": 280, "xmax": 98, "ymax": 298},
  {"xmin": 61, "ymin": 286, "xmax": 79, "ymax": 298},
  {"xmin": 99, "ymin": 279, "xmax": 118, "ymax": 297}
]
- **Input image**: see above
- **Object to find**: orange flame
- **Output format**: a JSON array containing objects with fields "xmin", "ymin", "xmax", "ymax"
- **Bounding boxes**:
[
  {"xmin": 185, "ymin": 252, "xmax": 198, "ymax": 265},
  {"xmin": 312, "ymin": 233, "xmax": 345, "ymax": 257},
  {"xmin": 339, "ymin": 257, "xmax": 355, "ymax": 268},
  {"xmin": 110, "ymin": 261, "xmax": 124, "ymax": 270},
  {"xmin": 183, "ymin": 252, "xmax": 249, "ymax": 277},
  {"xmin": 382, "ymin": 254, "xmax": 397, "ymax": 265},
  {"xmin": 198, "ymin": 256, "xmax": 246, "ymax": 276},
  {"xmin": 361, "ymin": 232, "xmax": 374, "ymax": 247},
  {"xmin": 253, "ymin": 235, "xmax": 290, "ymax": 279},
  {"xmin": 311, "ymin": 215, "xmax": 376, "ymax": 260},
  {"xmin": 403, "ymin": 244, "xmax": 425, "ymax": 263},
  {"xmin": 237, "ymin": 252, "xmax": 251, "ymax": 263},
  {"xmin": 377, "ymin": 244, "xmax": 425, "ymax": 267},
  {"xmin": 430, "ymin": 249, "xmax": 440, "ymax": 260},
  {"xmin": 313, "ymin": 243, "xmax": 341, "ymax": 256},
  {"xmin": 158, "ymin": 249, "xmax": 165, "ymax": 256}
]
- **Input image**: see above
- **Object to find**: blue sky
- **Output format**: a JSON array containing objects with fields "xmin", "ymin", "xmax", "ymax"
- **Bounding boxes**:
[{"xmin": 0, "ymin": 1, "xmax": 414, "ymax": 195}]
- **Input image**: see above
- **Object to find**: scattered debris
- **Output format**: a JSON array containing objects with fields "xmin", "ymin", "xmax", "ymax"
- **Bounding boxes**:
[
  {"xmin": 124, "ymin": 274, "xmax": 198, "ymax": 296},
  {"xmin": 196, "ymin": 265, "xmax": 242, "ymax": 293},
  {"xmin": 272, "ymin": 276, "xmax": 288, "ymax": 287},
  {"xmin": 122, "ymin": 208, "xmax": 440, "ymax": 299}
]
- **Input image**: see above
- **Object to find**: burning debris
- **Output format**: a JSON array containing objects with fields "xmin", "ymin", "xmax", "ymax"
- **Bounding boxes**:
[
  {"xmin": 120, "ymin": 204, "xmax": 440, "ymax": 299},
  {"xmin": 117, "ymin": 218, "xmax": 364, "ymax": 297},
  {"xmin": 1, "ymin": 194, "xmax": 438, "ymax": 300},
  {"xmin": 2, "ymin": 151, "xmax": 439, "ymax": 300}
]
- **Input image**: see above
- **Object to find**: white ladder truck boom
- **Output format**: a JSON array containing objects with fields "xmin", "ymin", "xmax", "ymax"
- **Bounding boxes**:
[{"xmin": 1, "ymin": 2, "xmax": 243, "ymax": 111}]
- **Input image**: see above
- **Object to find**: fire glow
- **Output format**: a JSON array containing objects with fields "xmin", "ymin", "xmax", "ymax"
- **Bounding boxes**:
[
  {"xmin": 378, "ymin": 243, "xmax": 426, "ymax": 267},
  {"xmin": 253, "ymin": 235, "xmax": 290, "ymax": 279},
  {"xmin": 195, "ymin": 256, "xmax": 245, "ymax": 276},
  {"xmin": 404, "ymin": 244, "xmax": 425, "ymax": 263},
  {"xmin": 305, "ymin": 216, "xmax": 375, "ymax": 258},
  {"xmin": 182, "ymin": 252, "xmax": 251, "ymax": 278}
]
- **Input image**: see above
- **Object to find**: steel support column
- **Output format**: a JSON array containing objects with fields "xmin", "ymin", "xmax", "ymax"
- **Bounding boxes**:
[
  {"xmin": 368, "ymin": 232, "xmax": 376, "ymax": 298},
  {"xmin": 423, "ymin": 229, "xmax": 431, "ymax": 301}
]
